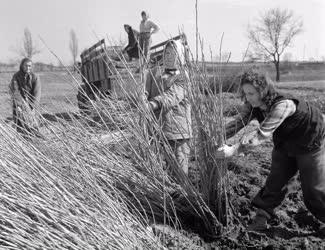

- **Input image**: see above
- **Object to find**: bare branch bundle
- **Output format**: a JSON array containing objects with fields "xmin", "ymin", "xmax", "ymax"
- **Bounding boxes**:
[
  {"xmin": 0, "ymin": 34, "xmax": 250, "ymax": 248},
  {"xmin": 0, "ymin": 122, "xmax": 162, "ymax": 249}
]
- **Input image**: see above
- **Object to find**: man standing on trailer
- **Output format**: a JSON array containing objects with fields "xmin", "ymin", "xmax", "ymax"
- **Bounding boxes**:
[{"xmin": 137, "ymin": 10, "xmax": 159, "ymax": 72}]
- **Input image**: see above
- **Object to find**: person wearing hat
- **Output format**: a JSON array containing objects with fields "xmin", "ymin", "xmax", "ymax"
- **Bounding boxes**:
[{"xmin": 143, "ymin": 39, "xmax": 192, "ymax": 176}]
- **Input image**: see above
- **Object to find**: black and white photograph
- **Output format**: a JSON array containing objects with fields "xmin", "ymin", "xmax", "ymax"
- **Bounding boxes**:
[{"xmin": 0, "ymin": 0, "xmax": 325, "ymax": 249}]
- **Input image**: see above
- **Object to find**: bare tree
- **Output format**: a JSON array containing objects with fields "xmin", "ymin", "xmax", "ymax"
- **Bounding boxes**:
[
  {"xmin": 69, "ymin": 29, "xmax": 79, "ymax": 70},
  {"xmin": 248, "ymin": 8, "xmax": 303, "ymax": 81},
  {"xmin": 18, "ymin": 28, "xmax": 41, "ymax": 59}
]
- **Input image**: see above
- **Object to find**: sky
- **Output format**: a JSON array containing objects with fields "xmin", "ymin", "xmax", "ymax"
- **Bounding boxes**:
[{"xmin": 1, "ymin": 0, "xmax": 324, "ymax": 64}]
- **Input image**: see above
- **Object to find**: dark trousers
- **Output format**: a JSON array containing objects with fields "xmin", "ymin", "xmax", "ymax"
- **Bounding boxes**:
[
  {"xmin": 139, "ymin": 33, "xmax": 152, "ymax": 67},
  {"xmin": 252, "ymin": 138, "xmax": 325, "ymax": 223},
  {"xmin": 124, "ymin": 44, "xmax": 139, "ymax": 60}
]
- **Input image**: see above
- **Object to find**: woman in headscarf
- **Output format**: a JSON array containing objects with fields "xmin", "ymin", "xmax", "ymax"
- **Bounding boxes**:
[
  {"xmin": 9, "ymin": 57, "xmax": 41, "ymax": 136},
  {"xmin": 215, "ymin": 69, "xmax": 325, "ymax": 237},
  {"xmin": 143, "ymin": 39, "xmax": 192, "ymax": 176},
  {"xmin": 122, "ymin": 24, "xmax": 139, "ymax": 61}
]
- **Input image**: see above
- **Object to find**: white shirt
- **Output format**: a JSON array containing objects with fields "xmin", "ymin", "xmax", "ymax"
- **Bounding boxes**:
[{"xmin": 139, "ymin": 19, "xmax": 159, "ymax": 34}]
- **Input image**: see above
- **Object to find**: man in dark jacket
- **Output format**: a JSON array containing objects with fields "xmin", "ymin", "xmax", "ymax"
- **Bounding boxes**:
[{"xmin": 122, "ymin": 24, "xmax": 139, "ymax": 61}]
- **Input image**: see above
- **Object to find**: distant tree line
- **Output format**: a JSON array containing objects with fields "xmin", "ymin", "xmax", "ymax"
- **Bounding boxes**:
[{"xmin": 0, "ymin": 62, "xmax": 73, "ymax": 73}]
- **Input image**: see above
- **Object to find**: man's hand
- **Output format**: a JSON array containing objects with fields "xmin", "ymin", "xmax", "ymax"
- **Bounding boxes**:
[
  {"xmin": 16, "ymin": 106, "xmax": 22, "ymax": 113},
  {"xmin": 148, "ymin": 100, "xmax": 158, "ymax": 111},
  {"xmin": 142, "ymin": 97, "xmax": 159, "ymax": 112},
  {"xmin": 138, "ymin": 93, "xmax": 148, "ymax": 107}
]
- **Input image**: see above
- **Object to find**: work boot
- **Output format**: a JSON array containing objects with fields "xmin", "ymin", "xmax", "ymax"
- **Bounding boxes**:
[{"xmin": 247, "ymin": 209, "xmax": 271, "ymax": 232}]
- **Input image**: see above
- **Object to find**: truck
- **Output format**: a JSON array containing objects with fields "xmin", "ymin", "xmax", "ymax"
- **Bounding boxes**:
[{"xmin": 76, "ymin": 33, "xmax": 189, "ymax": 114}]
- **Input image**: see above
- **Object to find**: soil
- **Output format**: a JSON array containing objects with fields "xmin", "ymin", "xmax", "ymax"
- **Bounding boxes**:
[{"xmin": 151, "ymin": 135, "xmax": 325, "ymax": 249}]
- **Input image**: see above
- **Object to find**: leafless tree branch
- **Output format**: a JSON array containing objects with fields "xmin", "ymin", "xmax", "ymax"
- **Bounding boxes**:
[{"xmin": 247, "ymin": 8, "xmax": 303, "ymax": 81}]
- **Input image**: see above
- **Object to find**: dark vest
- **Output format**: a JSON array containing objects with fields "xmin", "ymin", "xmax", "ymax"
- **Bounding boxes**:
[{"xmin": 252, "ymin": 94, "xmax": 325, "ymax": 155}]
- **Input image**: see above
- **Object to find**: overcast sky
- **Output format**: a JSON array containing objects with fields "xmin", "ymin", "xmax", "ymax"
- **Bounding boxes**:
[{"xmin": 1, "ymin": 0, "xmax": 324, "ymax": 64}]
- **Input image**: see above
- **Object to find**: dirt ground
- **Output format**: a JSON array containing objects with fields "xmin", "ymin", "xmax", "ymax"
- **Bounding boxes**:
[{"xmin": 1, "ymin": 71, "xmax": 325, "ymax": 249}]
